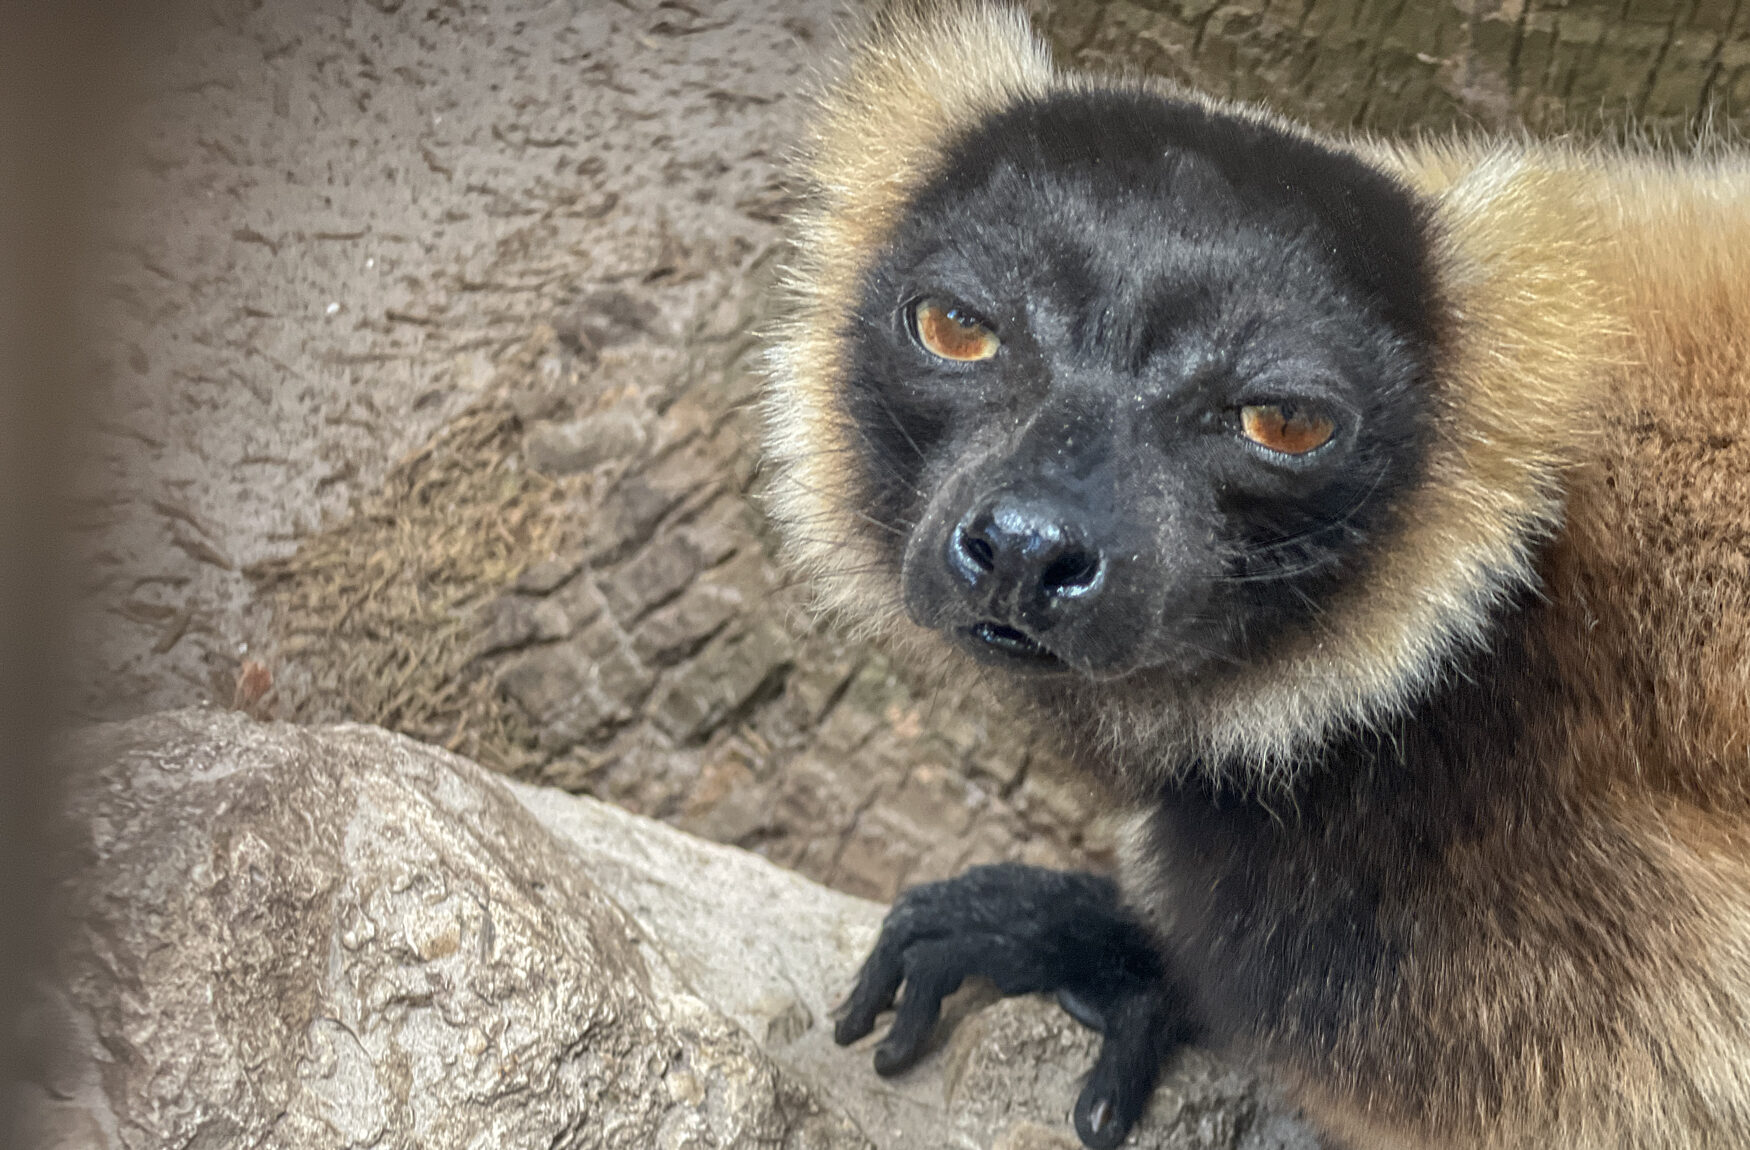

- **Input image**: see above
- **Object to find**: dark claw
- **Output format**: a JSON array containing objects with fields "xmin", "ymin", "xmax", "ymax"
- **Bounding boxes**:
[
  {"xmin": 1076, "ymin": 1082, "xmax": 1142, "ymax": 1150},
  {"xmin": 872, "ymin": 1037, "xmax": 913, "ymax": 1076}
]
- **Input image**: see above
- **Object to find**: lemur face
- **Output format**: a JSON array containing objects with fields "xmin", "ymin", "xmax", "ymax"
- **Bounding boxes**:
[{"xmin": 841, "ymin": 92, "xmax": 1434, "ymax": 679}]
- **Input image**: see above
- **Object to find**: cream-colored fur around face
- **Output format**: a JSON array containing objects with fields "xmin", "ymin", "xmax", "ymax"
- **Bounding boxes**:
[{"xmin": 763, "ymin": 4, "xmax": 1628, "ymax": 789}]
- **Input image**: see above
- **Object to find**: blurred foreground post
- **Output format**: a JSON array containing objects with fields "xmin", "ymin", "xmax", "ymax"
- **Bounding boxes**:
[{"xmin": 0, "ymin": 4, "xmax": 124, "ymax": 1146}]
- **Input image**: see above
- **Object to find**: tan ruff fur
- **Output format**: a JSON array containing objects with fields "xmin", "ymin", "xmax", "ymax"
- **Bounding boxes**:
[{"xmin": 764, "ymin": 6, "xmax": 1750, "ymax": 1149}]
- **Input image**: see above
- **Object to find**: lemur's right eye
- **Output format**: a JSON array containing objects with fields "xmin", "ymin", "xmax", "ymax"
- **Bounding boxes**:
[{"xmin": 910, "ymin": 298, "xmax": 1000, "ymax": 362}]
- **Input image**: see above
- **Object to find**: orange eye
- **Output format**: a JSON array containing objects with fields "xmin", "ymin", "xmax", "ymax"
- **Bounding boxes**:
[
  {"xmin": 1239, "ymin": 403, "xmax": 1337, "ymax": 456},
  {"xmin": 912, "ymin": 299, "xmax": 999, "ymax": 362}
]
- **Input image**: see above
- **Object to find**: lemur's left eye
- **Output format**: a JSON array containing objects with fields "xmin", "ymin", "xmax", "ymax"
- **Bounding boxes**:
[
  {"xmin": 1239, "ymin": 403, "xmax": 1337, "ymax": 455},
  {"xmin": 910, "ymin": 298, "xmax": 999, "ymax": 362}
]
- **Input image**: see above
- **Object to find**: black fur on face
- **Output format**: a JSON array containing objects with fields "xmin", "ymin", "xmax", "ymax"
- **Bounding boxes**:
[{"xmin": 842, "ymin": 89, "xmax": 1438, "ymax": 680}]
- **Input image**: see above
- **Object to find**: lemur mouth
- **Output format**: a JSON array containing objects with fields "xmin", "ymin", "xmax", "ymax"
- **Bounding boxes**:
[{"xmin": 963, "ymin": 621, "xmax": 1067, "ymax": 671}]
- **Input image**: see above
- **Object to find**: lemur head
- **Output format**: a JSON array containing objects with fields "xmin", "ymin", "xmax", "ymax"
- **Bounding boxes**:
[
  {"xmin": 765, "ymin": 4, "xmax": 1609, "ymax": 789},
  {"xmin": 850, "ymin": 87, "xmax": 1434, "ymax": 685}
]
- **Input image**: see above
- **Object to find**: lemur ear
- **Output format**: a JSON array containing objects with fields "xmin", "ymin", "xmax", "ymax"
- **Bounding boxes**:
[{"xmin": 799, "ymin": 2, "xmax": 1053, "ymax": 260}]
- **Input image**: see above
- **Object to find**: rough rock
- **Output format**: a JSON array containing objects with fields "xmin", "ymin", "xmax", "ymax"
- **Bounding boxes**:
[
  {"xmin": 496, "ymin": 621, "xmax": 655, "ymax": 750},
  {"xmin": 470, "ymin": 593, "xmax": 572, "ymax": 660},
  {"xmin": 515, "ymin": 557, "xmax": 585, "ymax": 596},
  {"xmin": 24, "ymin": 710, "xmax": 1316, "ymax": 1150},
  {"xmin": 650, "ymin": 620, "xmax": 796, "ymax": 743},
  {"xmin": 31, "ymin": 709, "xmax": 863, "ymax": 1150},
  {"xmin": 632, "ymin": 583, "xmax": 744, "ymax": 668},
  {"xmin": 525, "ymin": 410, "xmax": 651, "ymax": 475}
]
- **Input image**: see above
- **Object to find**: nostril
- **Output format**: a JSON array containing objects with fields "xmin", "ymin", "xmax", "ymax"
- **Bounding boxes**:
[
  {"xmin": 952, "ymin": 523, "xmax": 996, "ymax": 578},
  {"xmin": 1041, "ymin": 549, "xmax": 1101, "ymax": 598}
]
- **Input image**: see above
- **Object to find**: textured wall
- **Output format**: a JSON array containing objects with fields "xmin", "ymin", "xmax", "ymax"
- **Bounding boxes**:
[{"xmin": 1040, "ymin": 0, "xmax": 1750, "ymax": 137}]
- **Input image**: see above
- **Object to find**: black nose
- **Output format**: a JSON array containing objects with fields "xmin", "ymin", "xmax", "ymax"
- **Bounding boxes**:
[{"xmin": 949, "ymin": 496, "xmax": 1104, "ymax": 603}]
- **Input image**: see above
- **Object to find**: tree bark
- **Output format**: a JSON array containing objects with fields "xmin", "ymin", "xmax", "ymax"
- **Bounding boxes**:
[{"xmin": 1037, "ymin": 0, "xmax": 1750, "ymax": 138}]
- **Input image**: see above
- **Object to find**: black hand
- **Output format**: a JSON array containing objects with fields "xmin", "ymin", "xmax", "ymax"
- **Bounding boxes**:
[
  {"xmin": 834, "ymin": 863, "xmax": 1195, "ymax": 1147},
  {"xmin": 836, "ymin": 864, "xmax": 1113, "ymax": 1071}
]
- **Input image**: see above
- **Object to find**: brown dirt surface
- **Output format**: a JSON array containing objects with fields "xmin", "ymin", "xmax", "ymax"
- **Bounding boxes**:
[{"xmin": 77, "ymin": 0, "xmax": 826, "ymax": 719}]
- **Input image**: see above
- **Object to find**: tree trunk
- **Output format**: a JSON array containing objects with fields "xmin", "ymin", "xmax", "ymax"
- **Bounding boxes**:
[{"xmin": 1037, "ymin": 0, "xmax": 1750, "ymax": 138}]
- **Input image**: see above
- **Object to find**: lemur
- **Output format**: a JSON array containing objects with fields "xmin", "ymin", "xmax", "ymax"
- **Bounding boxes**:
[{"xmin": 763, "ymin": 5, "xmax": 1750, "ymax": 1147}]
